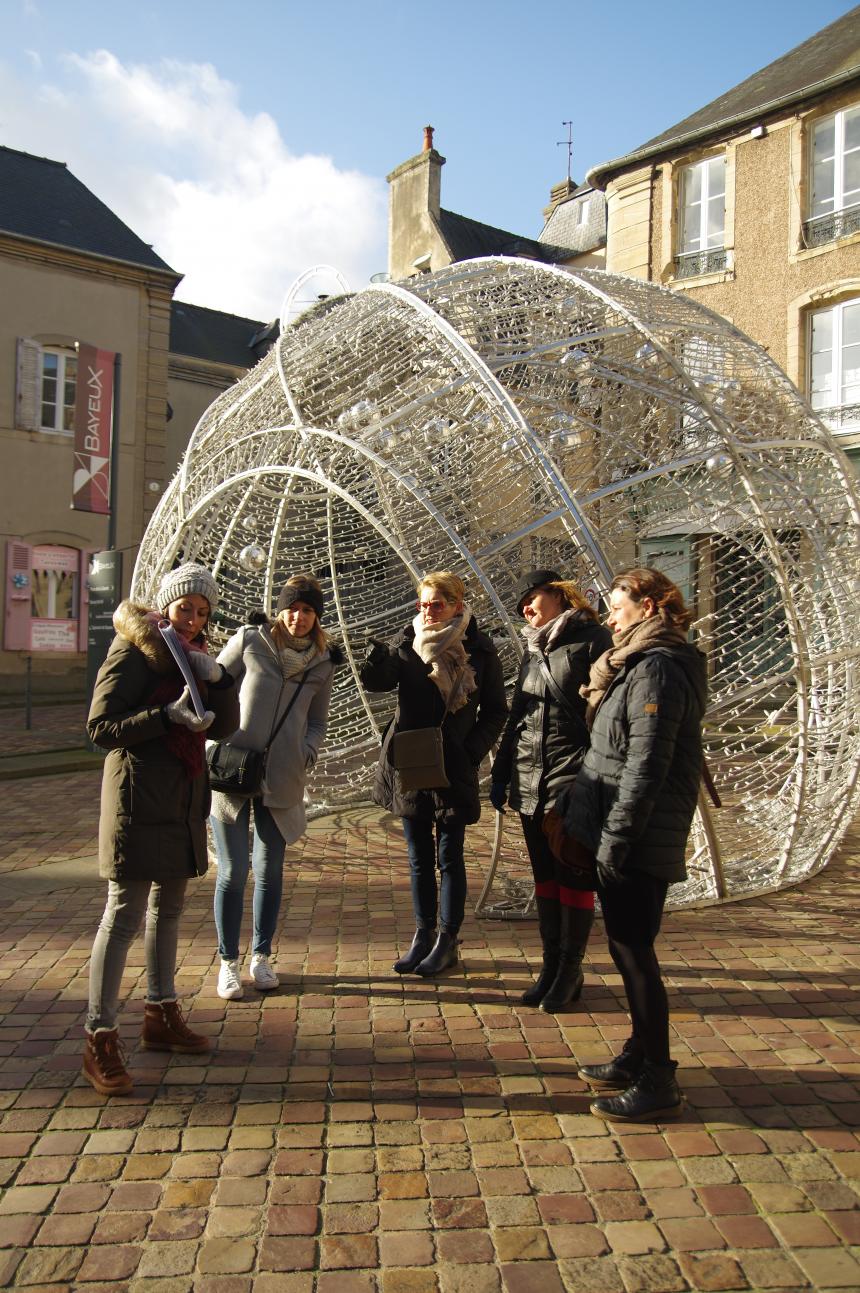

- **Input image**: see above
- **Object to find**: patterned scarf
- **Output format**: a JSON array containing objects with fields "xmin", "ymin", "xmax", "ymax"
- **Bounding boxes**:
[
  {"xmin": 521, "ymin": 606, "xmax": 588, "ymax": 654},
  {"xmin": 579, "ymin": 614, "xmax": 688, "ymax": 730},
  {"xmin": 411, "ymin": 605, "xmax": 477, "ymax": 712}
]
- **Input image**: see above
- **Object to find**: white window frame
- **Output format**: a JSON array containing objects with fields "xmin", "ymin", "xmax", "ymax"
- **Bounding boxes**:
[
  {"xmin": 808, "ymin": 296, "xmax": 860, "ymax": 434},
  {"xmin": 577, "ymin": 196, "xmax": 590, "ymax": 227},
  {"xmin": 678, "ymin": 156, "xmax": 726, "ymax": 256},
  {"xmin": 40, "ymin": 347, "xmax": 77, "ymax": 435},
  {"xmin": 810, "ymin": 105, "xmax": 860, "ymax": 220}
]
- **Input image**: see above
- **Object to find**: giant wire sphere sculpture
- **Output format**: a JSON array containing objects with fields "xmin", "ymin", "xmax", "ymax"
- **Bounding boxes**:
[{"xmin": 133, "ymin": 257, "xmax": 860, "ymax": 909}]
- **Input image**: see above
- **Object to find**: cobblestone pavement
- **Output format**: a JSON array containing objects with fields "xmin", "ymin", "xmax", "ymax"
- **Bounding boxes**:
[
  {"xmin": 0, "ymin": 703, "xmax": 88, "ymax": 757},
  {"xmin": 0, "ymin": 761, "xmax": 859, "ymax": 1293}
]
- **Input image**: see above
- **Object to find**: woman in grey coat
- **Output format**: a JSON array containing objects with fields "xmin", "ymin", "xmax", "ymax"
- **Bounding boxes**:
[{"xmin": 210, "ymin": 575, "xmax": 340, "ymax": 1000}]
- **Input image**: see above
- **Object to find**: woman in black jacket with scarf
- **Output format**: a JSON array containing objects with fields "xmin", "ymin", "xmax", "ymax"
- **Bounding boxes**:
[
  {"xmin": 361, "ymin": 571, "xmax": 507, "ymax": 976},
  {"xmin": 561, "ymin": 567, "xmax": 707, "ymax": 1123},
  {"xmin": 491, "ymin": 571, "xmax": 611, "ymax": 1012}
]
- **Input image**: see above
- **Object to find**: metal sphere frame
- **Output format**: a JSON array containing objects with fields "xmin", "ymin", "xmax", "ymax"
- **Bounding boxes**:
[{"xmin": 133, "ymin": 256, "xmax": 860, "ymax": 910}]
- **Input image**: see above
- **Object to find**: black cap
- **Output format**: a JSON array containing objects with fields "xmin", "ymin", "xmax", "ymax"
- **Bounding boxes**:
[
  {"xmin": 514, "ymin": 569, "xmax": 562, "ymax": 616},
  {"xmin": 277, "ymin": 578, "xmax": 324, "ymax": 620}
]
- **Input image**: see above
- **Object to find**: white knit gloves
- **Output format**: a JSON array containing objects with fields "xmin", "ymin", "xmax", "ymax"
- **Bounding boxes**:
[{"xmin": 165, "ymin": 686, "xmax": 214, "ymax": 731}]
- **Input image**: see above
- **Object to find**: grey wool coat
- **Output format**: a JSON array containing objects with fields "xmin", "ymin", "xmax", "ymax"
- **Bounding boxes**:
[
  {"xmin": 87, "ymin": 601, "xmax": 239, "ymax": 883},
  {"xmin": 209, "ymin": 624, "xmax": 338, "ymax": 843}
]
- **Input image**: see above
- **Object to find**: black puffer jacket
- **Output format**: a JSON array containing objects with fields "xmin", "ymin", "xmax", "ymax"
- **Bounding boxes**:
[
  {"xmin": 491, "ymin": 612, "xmax": 612, "ymax": 816},
  {"xmin": 361, "ymin": 617, "xmax": 508, "ymax": 823},
  {"xmin": 559, "ymin": 644, "xmax": 707, "ymax": 882}
]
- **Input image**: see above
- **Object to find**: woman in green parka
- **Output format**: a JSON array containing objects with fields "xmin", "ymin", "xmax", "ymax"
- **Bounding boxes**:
[{"xmin": 83, "ymin": 563, "xmax": 238, "ymax": 1096}]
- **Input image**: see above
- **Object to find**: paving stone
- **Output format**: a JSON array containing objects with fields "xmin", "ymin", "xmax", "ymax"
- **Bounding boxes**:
[
  {"xmin": 676, "ymin": 1252, "xmax": 747, "ymax": 1291},
  {"xmin": 257, "ymin": 1237, "xmax": 317, "ymax": 1271},
  {"xmin": 196, "ymin": 1238, "xmax": 257, "ymax": 1274},
  {"xmin": 77, "ymin": 1243, "xmax": 141, "ymax": 1281},
  {"xmin": 438, "ymin": 1264, "xmax": 501, "ymax": 1293},
  {"xmin": 320, "ymin": 1233, "xmax": 378, "ymax": 1268}
]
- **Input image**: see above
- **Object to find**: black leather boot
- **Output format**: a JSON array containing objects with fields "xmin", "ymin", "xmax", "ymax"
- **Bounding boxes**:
[
  {"xmin": 393, "ymin": 928, "xmax": 436, "ymax": 974},
  {"xmin": 414, "ymin": 930, "xmax": 458, "ymax": 977},
  {"xmin": 590, "ymin": 1059, "xmax": 683, "ymax": 1123},
  {"xmin": 540, "ymin": 905, "xmax": 593, "ymax": 1013},
  {"xmin": 521, "ymin": 896, "xmax": 561, "ymax": 1006},
  {"xmin": 578, "ymin": 1037, "xmax": 644, "ymax": 1089}
]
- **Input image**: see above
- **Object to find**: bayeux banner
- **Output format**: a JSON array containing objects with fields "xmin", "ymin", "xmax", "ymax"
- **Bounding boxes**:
[{"xmin": 72, "ymin": 344, "xmax": 115, "ymax": 514}]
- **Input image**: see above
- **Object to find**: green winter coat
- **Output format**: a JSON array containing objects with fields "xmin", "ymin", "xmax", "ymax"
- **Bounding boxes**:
[{"xmin": 87, "ymin": 601, "xmax": 239, "ymax": 883}]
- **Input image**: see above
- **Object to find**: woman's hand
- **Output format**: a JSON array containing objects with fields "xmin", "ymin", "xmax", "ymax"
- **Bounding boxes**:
[
  {"xmin": 165, "ymin": 687, "xmax": 215, "ymax": 731},
  {"xmin": 189, "ymin": 652, "xmax": 223, "ymax": 683},
  {"xmin": 489, "ymin": 782, "xmax": 508, "ymax": 813}
]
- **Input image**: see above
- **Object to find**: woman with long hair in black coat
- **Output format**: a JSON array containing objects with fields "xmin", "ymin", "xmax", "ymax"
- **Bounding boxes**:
[
  {"xmin": 361, "ymin": 571, "xmax": 507, "ymax": 977},
  {"xmin": 491, "ymin": 570, "xmax": 611, "ymax": 1012}
]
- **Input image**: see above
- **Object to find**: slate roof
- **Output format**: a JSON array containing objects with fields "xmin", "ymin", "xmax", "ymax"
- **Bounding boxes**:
[
  {"xmin": 539, "ymin": 185, "xmax": 606, "ymax": 255},
  {"xmin": 436, "ymin": 209, "xmax": 570, "ymax": 264},
  {"xmin": 170, "ymin": 301, "xmax": 274, "ymax": 368},
  {"xmin": 589, "ymin": 7, "xmax": 860, "ymax": 187},
  {"xmin": 0, "ymin": 145, "xmax": 176, "ymax": 274}
]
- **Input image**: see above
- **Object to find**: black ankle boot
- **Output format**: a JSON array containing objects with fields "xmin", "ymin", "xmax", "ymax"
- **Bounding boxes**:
[
  {"xmin": 578, "ymin": 1037, "xmax": 644, "ymax": 1089},
  {"xmin": 540, "ymin": 906, "xmax": 593, "ymax": 1013},
  {"xmin": 393, "ymin": 928, "xmax": 436, "ymax": 974},
  {"xmin": 590, "ymin": 1059, "xmax": 683, "ymax": 1123},
  {"xmin": 414, "ymin": 930, "xmax": 458, "ymax": 977},
  {"xmin": 521, "ymin": 896, "xmax": 561, "ymax": 1006}
]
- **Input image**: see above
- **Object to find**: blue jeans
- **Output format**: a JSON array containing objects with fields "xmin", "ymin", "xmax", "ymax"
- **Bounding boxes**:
[
  {"xmin": 401, "ymin": 810, "xmax": 467, "ymax": 935},
  {"xmin": 211, "ymin": 799, "xmax": 286, "ymax": 959},
  {"xmin": 87, "ymin": 877, "xmax": 188, "ymax": 1031}
]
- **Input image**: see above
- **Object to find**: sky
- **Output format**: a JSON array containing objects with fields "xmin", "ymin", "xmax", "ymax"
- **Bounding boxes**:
[{"xmin": 0, "ymin": 0, "xmax": 855, "ymax": 320}]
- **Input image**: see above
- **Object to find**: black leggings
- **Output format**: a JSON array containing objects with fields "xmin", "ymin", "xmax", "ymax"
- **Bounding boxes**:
[{"xmin": 597, "ymin": 869, "xmax": 670, "ymax": 1065}]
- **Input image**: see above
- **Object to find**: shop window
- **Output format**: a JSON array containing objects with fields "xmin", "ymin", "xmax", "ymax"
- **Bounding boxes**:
[{"xmin": 4, "ymin": 542, "xmax": 90, "ymax": 651}]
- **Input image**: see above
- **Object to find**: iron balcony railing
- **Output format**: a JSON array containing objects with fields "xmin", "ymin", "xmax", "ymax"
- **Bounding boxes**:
[
  {"xmin": 813, "ymin": 402, "xmax": 860, "ymax": 433},
  {"xmin": 803, "ymin": 204, "xmax": 860, "ymax": 248},
  {"xmin": 673, "ymin": 248, "xmax": 728, "ymax": 279}
]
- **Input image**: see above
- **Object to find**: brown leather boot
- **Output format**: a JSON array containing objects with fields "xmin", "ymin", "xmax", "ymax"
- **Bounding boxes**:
[
  {"xmin": 141, "ymin": 1000, "xmax": 209, "ymax": 1053},
  {"xmin": 82, "ymin": 1028, "xmax": 133, "ymax": 1095}
]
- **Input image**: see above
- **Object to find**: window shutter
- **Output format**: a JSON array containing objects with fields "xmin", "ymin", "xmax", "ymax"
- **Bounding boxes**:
[
  {"xmin": 4, "ymin": 540, "xmax": 33, "ymax": 650},
  {"xmin": 15, "ymin": 338, "xmax": 42, "ymax": 431}
]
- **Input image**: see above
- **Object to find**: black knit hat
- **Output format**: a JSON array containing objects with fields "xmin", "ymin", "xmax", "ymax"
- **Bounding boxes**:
[
  {"xmin": 514, "ymin": 568, "xmax": 562, "ymax": 616},
  {"xmin": 276, "ymin": 577, "xmax": 324, "ymax": 621}
]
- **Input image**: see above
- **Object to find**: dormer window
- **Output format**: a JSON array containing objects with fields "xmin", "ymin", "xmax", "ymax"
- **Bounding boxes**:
[
  {"xmin": 804, "ymin": 105, "xmax": 860, "ymax": 247},
  {"xmin": 675, "ymin": 156, "xmax": 727, "ymax": 278}
]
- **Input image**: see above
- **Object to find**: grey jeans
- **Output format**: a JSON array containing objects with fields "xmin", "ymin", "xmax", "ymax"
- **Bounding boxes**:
[{"xmin": 86, "ymin": 877, "xmax": 188, "ymax": 1031}]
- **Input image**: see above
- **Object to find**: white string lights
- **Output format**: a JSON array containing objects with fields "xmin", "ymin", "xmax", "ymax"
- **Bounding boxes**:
[{"xmin": 133, "ymin": 257, "xmax": 860, "ymax": 908}]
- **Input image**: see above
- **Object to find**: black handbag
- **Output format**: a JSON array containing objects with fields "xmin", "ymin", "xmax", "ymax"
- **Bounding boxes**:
[
  {"xmin": 391, "ymin": 667, "xmax": 465, "ymax": 793},
  {"xmin": 206, "ymin": 675, "xmax": 306, "ymax": 798}
]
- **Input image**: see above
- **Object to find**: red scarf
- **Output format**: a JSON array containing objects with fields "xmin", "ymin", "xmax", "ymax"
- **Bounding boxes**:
[{"xmin": 145, "ymin": 614, "xmax": 210, "ymax": 779}]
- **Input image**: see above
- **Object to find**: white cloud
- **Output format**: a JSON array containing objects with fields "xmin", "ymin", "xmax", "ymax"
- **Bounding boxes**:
[{"xmin": 0, "ymin": 50, "xmax": 387, "ymax": 318}]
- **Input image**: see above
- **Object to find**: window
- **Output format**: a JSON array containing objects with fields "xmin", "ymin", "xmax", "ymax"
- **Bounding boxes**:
[
  {"xmin": 40, "ymin": 349, "xmax": 77, "ymax": 433},
  {"xmin": 805, "ymin": 106, "xmax": 860, "ymax": 247},
  {"xmin": 809, "ymin": 297, "xmax": 860, "ymax": 433},
  {"xmin": 577, "ymin": 197, "xmax": 590, "ymax": 227},
  {"xmin": 676, "ymin": 157, "xmax": 726, "ymax": 278}
]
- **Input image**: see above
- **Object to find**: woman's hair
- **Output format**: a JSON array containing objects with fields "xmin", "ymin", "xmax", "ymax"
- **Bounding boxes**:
[
  {"xmin": 417, "ymin": 570, "xmax": 466, "ymax": 605},
  {"xmin": 544, "ymin": 580, "xmax": 599, "ymax": 623},
  {"xmin": 272, "ymin": 574, "xmax": 330, "ymax": 653},
  {"xmin": 611, "ymin": 567, "xmax": 694, "ymax": 631}
]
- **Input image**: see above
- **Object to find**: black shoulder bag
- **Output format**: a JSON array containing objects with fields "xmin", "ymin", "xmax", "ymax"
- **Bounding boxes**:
[
  {"xmin": 206, "ymin": 676, "xmax": 307, "ymax": 798},
  {"xmin": 391, "ymin": 667, "xmax": 466, "ymax": 793}
]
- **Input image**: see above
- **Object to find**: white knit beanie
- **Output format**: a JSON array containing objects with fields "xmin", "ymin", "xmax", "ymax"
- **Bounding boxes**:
[{"xmin": 157, "ymin": 563, "xmax": 219, "ymax": 613}]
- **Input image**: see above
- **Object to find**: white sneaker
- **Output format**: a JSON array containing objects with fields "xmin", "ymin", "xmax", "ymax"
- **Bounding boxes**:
[
  {"xmin": 250, "ymin": 953, "xmax": 279, "ymax": 991},
  {"xmin": 217, "ymin": 958, "xmax": 243, "ymax": 1000}
]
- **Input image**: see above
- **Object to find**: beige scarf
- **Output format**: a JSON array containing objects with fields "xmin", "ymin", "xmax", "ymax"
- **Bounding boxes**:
[
  {"xmin": 580, "ymin": 614, "xmax": 688, "ymax": 729},
  {"xmin": 411, "ymin": 605, "xmax": 478, "ymax": 712},
  {"xmin": 276, "ymin": 629, "xmax": 319, "ymax": 681}
]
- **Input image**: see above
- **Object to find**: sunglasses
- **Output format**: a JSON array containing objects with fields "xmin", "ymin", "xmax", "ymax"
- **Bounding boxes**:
[{"xmin": 416, "ymin": 599, "xmax": 449, "ymax": 612}]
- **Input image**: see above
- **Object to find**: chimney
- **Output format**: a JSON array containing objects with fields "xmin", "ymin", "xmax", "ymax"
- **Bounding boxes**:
[
  {"xmin": 543, "ymin": 177, "xmax": 578, "ymax": 220},
  {"xmin": 423, "ymin": 125, "xmax": 434, "ymax": 152}
]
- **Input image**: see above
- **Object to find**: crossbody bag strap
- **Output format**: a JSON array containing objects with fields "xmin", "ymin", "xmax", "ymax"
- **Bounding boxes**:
[
  {"xmin": 536, "ymin": 654, "xmax": 577, "ymax": 719},
  {"xmin": 439, "ymin": 665, "xmax": 467, "ymax": 726},
  {"xmin": 264, "ymin": 675, "xmax": 308, "ymax": 754}
]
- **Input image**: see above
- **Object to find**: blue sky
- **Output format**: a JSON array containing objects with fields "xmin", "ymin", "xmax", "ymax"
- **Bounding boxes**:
[{"xmin": 0, "ymin": 0, "xmax": 855, "ymax": 316}]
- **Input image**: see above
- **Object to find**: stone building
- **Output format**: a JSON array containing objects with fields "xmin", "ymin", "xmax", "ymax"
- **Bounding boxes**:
[
  {"xmin": 387, "ymin": 126, "xmax": 605, "ymax": 281},
  {"xmin": 1, "ymin": 145, "xmax": 269, "ymax": 693},
  {"xmin": 588, "ymin": 6, "xmax": 860, "ymax": 469}
]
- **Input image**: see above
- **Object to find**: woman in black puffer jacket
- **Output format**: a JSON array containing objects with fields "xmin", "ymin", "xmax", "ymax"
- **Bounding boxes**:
[
  {"xmin": 561, "ymin": 567, "xmax": 707, "ymax": 1124},
  {"xmin": 491, "ymin": 571, "xmax": 611, "ymax": 1012},
  {"xmin": 361, "ymin": 571, "xmax": 507, "ymax": 977}
]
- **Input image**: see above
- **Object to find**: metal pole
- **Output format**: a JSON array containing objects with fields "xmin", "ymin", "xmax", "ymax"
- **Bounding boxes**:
[
  {"xmin": 25, "ymin": 654, "xmax": 32, "ymax": 731},
  {"xmin": 107, "ymin": 354, "xmax": 122, "ymax": 552}
]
